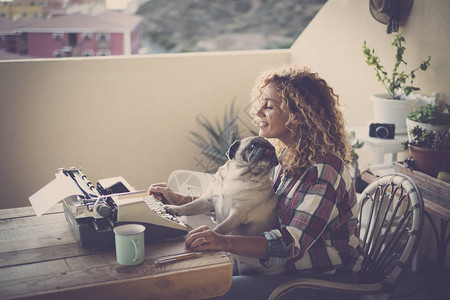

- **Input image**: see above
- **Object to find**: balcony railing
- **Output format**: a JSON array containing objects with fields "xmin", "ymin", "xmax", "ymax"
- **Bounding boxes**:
[{"xmin": 0, "ymin": 49, "xmax": 290, "ymax": 210}]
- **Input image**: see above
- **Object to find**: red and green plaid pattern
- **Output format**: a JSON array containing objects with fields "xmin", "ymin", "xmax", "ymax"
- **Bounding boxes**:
[{"xmin": 262, "ymin": 154, "xmax": 362, "ymax": 274}]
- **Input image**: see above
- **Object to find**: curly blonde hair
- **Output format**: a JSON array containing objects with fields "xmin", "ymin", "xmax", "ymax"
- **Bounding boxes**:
[{"xmin": 251, "ymin": 66, "xmax": 351, "ymax": 176}]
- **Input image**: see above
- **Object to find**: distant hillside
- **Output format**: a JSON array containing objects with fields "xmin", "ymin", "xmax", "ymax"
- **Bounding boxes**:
[{"xmin": 136, "ymin": 0, "xmax": 326, "ymax": 53}]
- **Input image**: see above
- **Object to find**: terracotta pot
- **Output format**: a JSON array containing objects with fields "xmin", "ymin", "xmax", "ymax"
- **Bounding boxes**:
[{"xmin": 409, "ymin": 145, "xmax": 450, "ymax": 177}]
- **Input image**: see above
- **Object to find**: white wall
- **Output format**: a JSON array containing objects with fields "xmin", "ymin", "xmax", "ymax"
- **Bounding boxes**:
[
  {"xmin": 0, "ymin": 50, "xmax": 289, "ymax": 209},
  {"xmin": 290, "ymin": 0, "xmax": 450, "ymax": 170}
]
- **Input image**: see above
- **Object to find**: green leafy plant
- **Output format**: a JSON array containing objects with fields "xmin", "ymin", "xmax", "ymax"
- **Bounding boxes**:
[
  {"xmin": 402, "ymin": 126, "xmax": 450, "ymax": 150},
  {"xmin": 189, "ymin": 100, "xmax": 258, "ymax": 172},
  {"xmin": 348, "ymin": 131, "xmax": 364, "ymax": 165},
  {"xmin": 407, "ymin": 104, "xmax": 450, "ymax": 125},
  {"xmin": 363, "ymin": 34, "xmax": 431, "ymax": 99}
]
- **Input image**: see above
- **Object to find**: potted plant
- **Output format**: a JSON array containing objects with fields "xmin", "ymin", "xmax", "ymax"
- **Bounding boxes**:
[
  {"xmin": 406, "ymin": 103, "xmax": 450, "ymax": 141},
  {"xmin": 402, "ymin": 126, "xmax": 450, "ymax": 177},
  {"xmin": 348, "ymin": 131, "xmax": 366, "ymax": 193},
  {"xmin": 189, "ymin": 100, "xmax": 258, "ymax": 172},
  {"xmin": 363, "ymin": 33, "xmax": 431, "ymax": 134}
]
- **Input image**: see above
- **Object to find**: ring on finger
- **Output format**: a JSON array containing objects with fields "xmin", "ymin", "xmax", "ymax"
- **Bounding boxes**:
[{"xmin": 202, "ymin": 236, "xmax": 206, "ymax": 244}]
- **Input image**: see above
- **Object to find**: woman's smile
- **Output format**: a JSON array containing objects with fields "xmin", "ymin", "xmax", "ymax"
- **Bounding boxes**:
[{"xmin": 256, "ymin": 83, "xmax": 291, "ymax": 145}]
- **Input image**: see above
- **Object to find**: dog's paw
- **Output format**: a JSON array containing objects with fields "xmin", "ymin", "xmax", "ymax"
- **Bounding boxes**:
[{"xmin": 163, "ymin": 205, "xmax": 181, "ymax": 216}]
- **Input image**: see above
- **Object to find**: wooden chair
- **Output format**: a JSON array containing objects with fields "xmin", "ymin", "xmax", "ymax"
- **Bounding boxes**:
[{"xmin": 268, "ymin": 173, "xmax": 424, "ymax": 300}]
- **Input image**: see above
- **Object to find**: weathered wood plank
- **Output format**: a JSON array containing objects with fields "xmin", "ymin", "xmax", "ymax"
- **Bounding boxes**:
[
  {"xmin": 361, "ymin": 164, "xmax": 450, "ymax": 221},
  {"xmin": 0, "ymin": 251, "xmax": 231, "ymax": 299},
  {"xmin": 0, "ymin": 261, "xmax": 232, "ymax": 300},
  {"xmin": 0, "ymin": 258, "xmax": 71, "ymax": 282},
  {"xmin": 0, "ymin": 213, "xmax": 67, "ymax": 230},
  {"xmin": 0, "ymin": 207, "xmax": 35, "ymax": 219},
  {"xmin": 0, "ymin": 221, "xmax": 77, "ymax": 253},
  {"xmin": 0, "ymin": 204, "xmax": 63, "ymax": 220},
  {"xmin": 0, "ymin": 242, "xmax": 97, "ymax": 268},
  {"xmin": 394, "ymin": 162, "xmax": 450, "ymax": 221}
]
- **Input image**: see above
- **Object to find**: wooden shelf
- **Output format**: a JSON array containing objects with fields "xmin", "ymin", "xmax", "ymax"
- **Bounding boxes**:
[
  {"xmin": 360, "ymin": 162, "xmax": 450, "ymax": 222},
  {"xmin": 393, "ymin": 162, "xmax": 450, "ymax": 221}
]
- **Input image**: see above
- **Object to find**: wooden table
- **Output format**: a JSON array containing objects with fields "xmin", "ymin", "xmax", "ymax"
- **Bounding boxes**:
[{"xmin": 0, "ymin": 204, "xmax": 233, "ymax": 300}]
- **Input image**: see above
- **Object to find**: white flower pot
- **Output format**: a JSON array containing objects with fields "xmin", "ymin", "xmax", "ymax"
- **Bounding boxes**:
[
  {"xmin": 406, "ymin": 119, "xmax": 450, "ymax": 142},
  {"xmin": 370, "ymin": 93, "xmax": 418, "ymax": 135}
]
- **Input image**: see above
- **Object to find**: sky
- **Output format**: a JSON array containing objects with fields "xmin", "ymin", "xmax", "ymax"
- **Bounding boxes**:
[{"xmin": 106, "ymin": 0, "xmax": 131, "ymax": 10}]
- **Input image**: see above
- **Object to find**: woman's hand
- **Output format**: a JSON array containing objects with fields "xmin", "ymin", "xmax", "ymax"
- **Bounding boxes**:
[
  {"xmin": 148, "ymin": 183, "xmax": 188, "ymax": 205},
  {"xmin": 185, "ymin": 225, "xmax": 228, "ymax": 252},
  {"xmin": 186, "ymin": 225, "xmax": 269, "ymax": 259}
]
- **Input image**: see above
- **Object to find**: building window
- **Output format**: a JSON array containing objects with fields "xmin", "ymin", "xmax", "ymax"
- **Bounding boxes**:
[
  {"xmin": 97, "ymin": 50, "xmax": 110, "ymax": 56},
  {"xmin": 82, "ymin": 33, "xmax": 93, "ymax": 41},
  {"xmin": 33, "ymin": 12, "xmax": 38, "ymax": 19},
  {"xmin": 53, "ymin": 32, "xmax": 63, "ymax": 41},
  {"xmin": 83, "ymin": 50, "xmax": 94, "ymax": 56},
  {"xmin": 97, "ymin": 33, "xmax": 110, "ymax": 42},
  {"xmin": 22, "ymin": 12, "xmax": 27, "ymax": 18},
  {"xmin": 53, "ymin": 50, "xmax": 64, "ymax": 57}
]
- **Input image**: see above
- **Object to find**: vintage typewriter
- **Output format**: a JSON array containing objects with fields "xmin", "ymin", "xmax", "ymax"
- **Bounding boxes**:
[{"xmin": 59, "ymin": 168, "xmax": 188, "ymax": 249}]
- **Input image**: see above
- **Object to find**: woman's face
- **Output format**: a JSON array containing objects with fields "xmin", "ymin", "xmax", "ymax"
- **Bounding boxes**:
[{"xmin": 256, "ymin": 83, "xmax": 291, "ymax": 145}]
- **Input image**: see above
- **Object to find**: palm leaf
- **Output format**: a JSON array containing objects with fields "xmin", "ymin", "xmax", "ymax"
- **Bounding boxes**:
[{"xmin": 189, "ymin": 99, "xmax": 247, "ymax": 172}]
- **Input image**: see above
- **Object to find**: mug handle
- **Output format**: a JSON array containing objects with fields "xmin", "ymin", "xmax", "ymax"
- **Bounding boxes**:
[{"xmin": 132, "ymin": 239, "xmax": 141, "ymax": 262}]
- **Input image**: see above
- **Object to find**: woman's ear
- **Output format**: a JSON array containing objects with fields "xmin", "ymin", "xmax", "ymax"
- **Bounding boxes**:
[{"xmin": 226, "ymin": 140, "xmax": 240, "ymax": 160}]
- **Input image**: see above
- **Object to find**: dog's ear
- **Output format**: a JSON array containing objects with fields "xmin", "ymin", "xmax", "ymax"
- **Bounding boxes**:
[{"xmin": 226, "ymin": 140, "xmax": 240, "ymax": 160}]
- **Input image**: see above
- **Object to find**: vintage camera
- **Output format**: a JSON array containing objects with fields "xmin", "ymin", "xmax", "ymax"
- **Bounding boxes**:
[{"xmin": 369, "ymin": 123, "xmax": 395, "ymax": 139}]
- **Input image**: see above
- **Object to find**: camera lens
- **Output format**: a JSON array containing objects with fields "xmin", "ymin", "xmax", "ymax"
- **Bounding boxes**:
[{"xmin": 375, "ymin": 126, "xmax": 389, "ymax": 139}]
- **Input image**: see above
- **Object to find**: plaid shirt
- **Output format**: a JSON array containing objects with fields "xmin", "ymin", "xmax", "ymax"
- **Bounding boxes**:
[{"xmin": 262, "ymin": 154, "xmax": 363, "ymax": 274}]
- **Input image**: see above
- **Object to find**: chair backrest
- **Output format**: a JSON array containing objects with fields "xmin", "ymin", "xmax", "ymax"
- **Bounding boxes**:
[
  {"xmin": 167, "ymin": 169, "xmax": 214, "ymax": 198},
  {"xmin": 357, "ymin": 173, "xmax": 424, "ymax": 290}
]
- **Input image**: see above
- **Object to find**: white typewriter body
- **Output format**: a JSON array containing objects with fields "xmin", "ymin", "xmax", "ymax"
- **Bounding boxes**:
[{"xmin": 37, "ymin": 168, "xmax": 188, "ymax": 249}]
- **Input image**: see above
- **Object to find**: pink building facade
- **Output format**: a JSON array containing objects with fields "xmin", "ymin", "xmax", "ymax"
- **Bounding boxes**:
[{"xmin": 1, "ymin": 11, "xmax": 143, "ymax": 58}]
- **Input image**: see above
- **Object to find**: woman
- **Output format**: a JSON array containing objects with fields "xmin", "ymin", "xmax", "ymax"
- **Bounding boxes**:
[{"xmin": 149, "ymin": 66, "xmax": 362, "ymax": 299}]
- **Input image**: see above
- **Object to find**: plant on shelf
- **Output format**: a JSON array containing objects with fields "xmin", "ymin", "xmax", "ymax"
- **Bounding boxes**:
[
  {"xmin": 402, "ymin": 126, "xmax": 450, "ymax": 177},
  {"xmin": 403, "ymin": 126, "xmax": 450, "ymax": 150},
  {"xmin": 348, "ymin": 131, "xmax": 365, "ymax": 193},
  {"xmin": 363, "ymin": 33, "xmax": 431, "ymax": 100},
  {"xmin": 189, "ymin": 100, "xmax": 258, "ymax": 172},
  {"xmin": 406, "ymin": 103, "xmax": 450, "ymax": 142},
  {"xmin": 407, "ymin": 103, "xmax": 450, "ymax": 125},
  {"xmin": 348, "ymin": 131, "xmax": 364, "ymax": 166}
]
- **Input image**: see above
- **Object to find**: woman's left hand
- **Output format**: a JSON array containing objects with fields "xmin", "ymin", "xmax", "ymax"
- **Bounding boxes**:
[{"xmin": 185, "ymin": 225, "xmax": 227, "ymax": 252}]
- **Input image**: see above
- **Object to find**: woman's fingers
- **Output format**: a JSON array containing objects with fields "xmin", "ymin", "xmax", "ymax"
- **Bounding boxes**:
[
  {"xmin": 186, "ymin": 226, "xmax": 210, "ymax": 249},
  {"xmin": 187, "ymin": 225, "xmax": 210, "ymax": 237},
  {"xmin": 185, "ymin": 226, "xmax": 225, "ymax": 252}
]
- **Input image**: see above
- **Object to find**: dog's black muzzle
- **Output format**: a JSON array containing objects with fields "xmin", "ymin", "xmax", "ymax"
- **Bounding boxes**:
[{"xmin": 248, "ymin": 137, "xmax": 278, "ymax": 168}]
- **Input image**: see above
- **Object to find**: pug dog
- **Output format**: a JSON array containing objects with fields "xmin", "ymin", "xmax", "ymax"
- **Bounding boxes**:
[{"xmin": 164, "ymin": 136, "xmax": 283, "ymax": 275}]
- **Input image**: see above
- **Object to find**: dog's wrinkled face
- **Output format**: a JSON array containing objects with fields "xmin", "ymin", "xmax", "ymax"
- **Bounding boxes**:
[{"xmin": 226, "ymin": 136, "xmax": 278, "ymax": 174}]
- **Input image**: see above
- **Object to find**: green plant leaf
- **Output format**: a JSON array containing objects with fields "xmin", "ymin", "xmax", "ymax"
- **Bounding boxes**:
[
  {"xmin": 188, "ymin": 99, "xmax": 255, "ymax": 172},
  {"xmin": 363, "ymin": 33, "xmax": 431, "ymax": 99}
]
